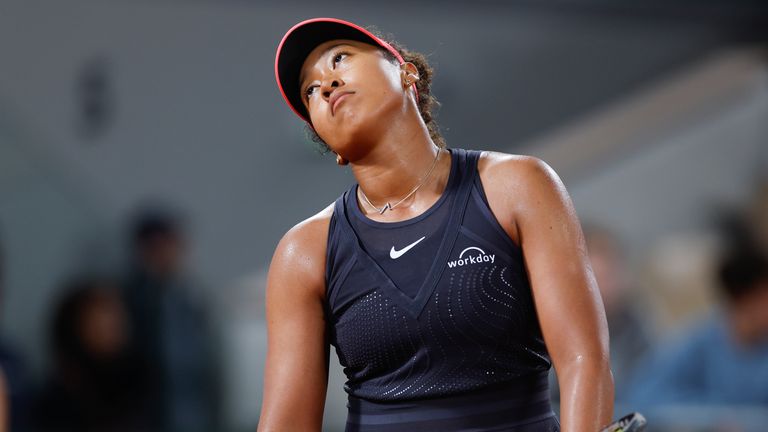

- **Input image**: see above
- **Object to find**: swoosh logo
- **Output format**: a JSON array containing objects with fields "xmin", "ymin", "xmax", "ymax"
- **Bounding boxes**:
[{"xmin": 390, "ymin": 236, "xmax": 426, "ymax": 259}]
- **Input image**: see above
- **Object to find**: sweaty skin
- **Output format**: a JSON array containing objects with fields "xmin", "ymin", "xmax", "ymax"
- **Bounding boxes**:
[
  {"xmin": 258, "ymin": 39, "xmax": 614, "ymax": 432},
  {"xmin": 0, "ymin": 369, "xmax": 7, "ymax": 432}
]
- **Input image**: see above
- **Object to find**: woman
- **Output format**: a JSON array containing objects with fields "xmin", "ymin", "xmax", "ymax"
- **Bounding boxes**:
[{"xmin": 259, "ymin": 18, "xmax": 613, "ymax": 432}]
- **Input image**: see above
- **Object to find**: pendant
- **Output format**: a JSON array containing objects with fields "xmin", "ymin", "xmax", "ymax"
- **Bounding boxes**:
[{"xmin": 379, "ymin": 202, "xmax": 391, "ymax": 215}]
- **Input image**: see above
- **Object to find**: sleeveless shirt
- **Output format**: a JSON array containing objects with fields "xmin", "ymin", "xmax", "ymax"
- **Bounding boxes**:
[{"xmin": 325, "ymin": 148, "xmax": 556, "ymax": 431}]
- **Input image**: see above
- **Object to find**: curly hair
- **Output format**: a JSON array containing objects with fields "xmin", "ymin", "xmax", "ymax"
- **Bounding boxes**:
[{"xmin": 306, "ymin": 27, "xmax": 445, "ymax": 154}]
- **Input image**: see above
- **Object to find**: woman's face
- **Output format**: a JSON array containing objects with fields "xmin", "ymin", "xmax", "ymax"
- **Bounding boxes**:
[{"xmin": 299, "ymin": 39, "xmax": 407, "ymax": 158}]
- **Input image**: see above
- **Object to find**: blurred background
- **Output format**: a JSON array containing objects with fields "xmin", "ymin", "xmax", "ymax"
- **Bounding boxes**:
[{"xmin": 1, "ymin": 0, "xmax": 768, "ymax": 431}]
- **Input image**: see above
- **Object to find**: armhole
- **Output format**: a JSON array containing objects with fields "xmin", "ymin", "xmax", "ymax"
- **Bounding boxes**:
[
  {"xmin": 324, "ymin": 199, "xmax": 340, "ymax": 292},
  {"xmin": 472, "ymin": 162, "xmax": 524, "ymax": 254}
]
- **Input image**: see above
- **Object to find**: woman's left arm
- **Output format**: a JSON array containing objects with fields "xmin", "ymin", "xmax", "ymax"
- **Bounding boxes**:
[{"xmin": 496, "ymin": 155, "xmax": 614, "ymax": 431}]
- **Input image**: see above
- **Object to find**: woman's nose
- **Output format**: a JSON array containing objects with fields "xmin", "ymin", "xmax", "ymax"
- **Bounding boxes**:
[{"xmin": 322, "ymin": 79, "xmax": 341, "ymax": 99}]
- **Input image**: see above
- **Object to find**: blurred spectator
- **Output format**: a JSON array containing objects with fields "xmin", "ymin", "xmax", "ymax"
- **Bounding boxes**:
[
  {"xmin": 625, "ymin": 219, "xmax": 768, "ymax": 407},
  {"xmin": 638, "ymin": 233, "xmax": 719, "ymax": 337},
  {"xmin": 748, "ymin": 180, "xmax": 768, "ymax": 254},
  {"xmin": 34, "ymin": 277, "xmax": 152, "ymax": 431},
  {"xmin": 0, "ymin": 229, "xmax": 31, "ymax": 430},
  {"xmin": 122, "ymin": 205, "xmax": 218, "ymax": 432},
  {"xmin": 583, "ymin": 225, "xmax": 653, "ymax": 400}
]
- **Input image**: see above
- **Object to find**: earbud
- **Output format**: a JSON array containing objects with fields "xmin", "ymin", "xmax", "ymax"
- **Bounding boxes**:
[
  {"xmin": 402, "ymin": 67, "xmax": 420, "ymax": 88},
  {"xmin": 404, "ymin": 73, "xmax": 419, "ymax": 87}
]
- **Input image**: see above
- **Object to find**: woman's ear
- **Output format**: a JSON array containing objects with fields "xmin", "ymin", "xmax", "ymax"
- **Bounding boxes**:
[{"xmin": 400, "ymin": 62, "xmax": 420, "ymax": 86}]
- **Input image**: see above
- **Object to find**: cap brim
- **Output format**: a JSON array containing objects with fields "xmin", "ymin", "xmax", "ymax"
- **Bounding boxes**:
[{"xmin": 275, "ymin": 18, "xmax": 406, "ymax": 123}]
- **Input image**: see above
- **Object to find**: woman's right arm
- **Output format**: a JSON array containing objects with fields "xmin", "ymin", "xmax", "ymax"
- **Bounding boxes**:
[{"xmin": 257, "ymin": 208, "xmax": 333, "ymax": 432}]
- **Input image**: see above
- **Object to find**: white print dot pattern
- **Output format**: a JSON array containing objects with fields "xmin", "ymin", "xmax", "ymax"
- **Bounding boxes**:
[{"xmin": 333, "ymin": 262, "xmax": 550, "ymax": 402}]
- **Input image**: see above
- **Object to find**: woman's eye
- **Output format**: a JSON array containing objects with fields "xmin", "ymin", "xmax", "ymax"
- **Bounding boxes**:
[
  {"xmin": 305, "ymin": 85, "xmax": 317, "ymax": 99},
  {"xmin": 333, "ymin": 52, "xmax": 348, "ymax": 64}
]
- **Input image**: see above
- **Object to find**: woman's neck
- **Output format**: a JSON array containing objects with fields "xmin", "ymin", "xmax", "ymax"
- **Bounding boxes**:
[{"xmin": 349, "ymin": 120, "xmax": 449, "ymax": 216}]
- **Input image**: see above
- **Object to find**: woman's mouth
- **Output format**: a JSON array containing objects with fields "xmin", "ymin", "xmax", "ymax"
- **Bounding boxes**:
[{"xmin": 331, "ymin": 92, "xmax": 354, "ymax": 116}]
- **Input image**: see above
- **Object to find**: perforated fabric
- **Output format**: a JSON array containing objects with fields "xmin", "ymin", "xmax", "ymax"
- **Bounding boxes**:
[{"xmin": 324, "ymin": 148, "xmax": 555, "ymax": 431}]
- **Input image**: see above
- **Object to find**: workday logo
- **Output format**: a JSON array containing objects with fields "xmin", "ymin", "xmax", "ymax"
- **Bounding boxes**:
[{"xmin": 447, "ymin": 246, "xmax": 496, "ymax": 268}]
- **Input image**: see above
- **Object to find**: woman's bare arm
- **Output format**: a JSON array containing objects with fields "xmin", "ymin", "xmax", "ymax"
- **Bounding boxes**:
[
  {"xmin": 480, "ymin": 153, "xmax": 614, "ymax": 431},
  {"xmin": 0, "ymin": 368, "xmax": 8, "ymax": 432},
  {"xmin": 257, "ymin": 206, "xmax": 333, "ymax": 432}
]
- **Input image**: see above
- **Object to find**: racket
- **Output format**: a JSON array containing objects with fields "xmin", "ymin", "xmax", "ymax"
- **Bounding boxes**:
[{"xmin": 599, "ymin": 412, "xmax": 647, "ymax": 432}]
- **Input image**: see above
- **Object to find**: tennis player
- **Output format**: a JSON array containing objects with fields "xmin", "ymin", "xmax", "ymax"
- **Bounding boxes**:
[{"xmin": 259, "ymin": 18, "xmax": 614, "ymax": 432}]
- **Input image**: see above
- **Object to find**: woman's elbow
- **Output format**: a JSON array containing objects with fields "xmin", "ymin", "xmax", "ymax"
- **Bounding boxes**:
[{"xmin": 555, "ymin": 348, "xmax": 612, "ymax": 378}]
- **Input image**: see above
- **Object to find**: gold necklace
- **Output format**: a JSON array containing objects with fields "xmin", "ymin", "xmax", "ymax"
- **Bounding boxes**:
[{"xmin": 358, "ymin": 148, "xmax": 442, "ymax": 215}]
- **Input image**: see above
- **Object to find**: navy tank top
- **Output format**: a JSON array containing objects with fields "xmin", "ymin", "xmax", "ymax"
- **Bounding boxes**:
[{"xmin": 325, "ymin": 148, "xmax": 556, "ymax": 431}]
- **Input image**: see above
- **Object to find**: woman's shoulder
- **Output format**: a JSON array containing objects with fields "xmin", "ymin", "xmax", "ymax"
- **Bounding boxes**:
[
  {"xmin": 472, "ymin": 150, "xmax": 568, "ymax": 244},
  {"xmin": 476, "ymin": 150, "xmax": 552, "ymax": 178},
  {"xmin": 276, "ymin": 202, "xmax": 335, "ymax": 258},
  {"xmin": 269, "ymin": 202, "xmax": 336, "ymax": 297},
  {"xmin": 475, "ymin": 150, "xmax": 562, "ymax": 198}
]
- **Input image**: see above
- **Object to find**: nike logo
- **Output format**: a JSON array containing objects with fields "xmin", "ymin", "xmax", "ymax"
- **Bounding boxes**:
[{"xmin": 390, "ymin": 236, "xmax": 426, "ymax": 259}]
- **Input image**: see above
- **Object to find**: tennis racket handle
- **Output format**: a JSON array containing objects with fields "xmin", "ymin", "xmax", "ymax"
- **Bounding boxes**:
[{"xmin": 599, "ymin": 412, "xmax": 647, "ymax": 432}]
